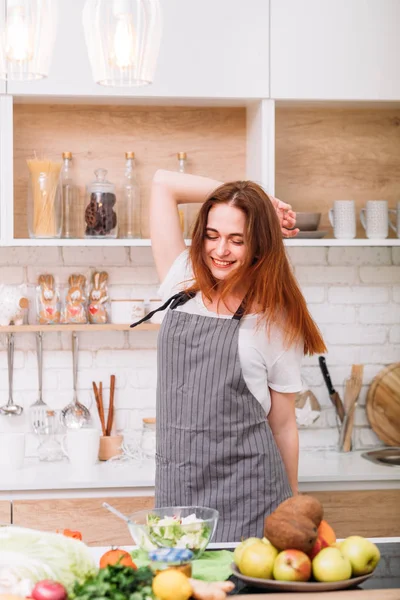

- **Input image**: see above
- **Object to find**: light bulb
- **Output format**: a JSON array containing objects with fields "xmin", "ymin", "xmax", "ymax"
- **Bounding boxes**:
[
  {"xmin": 113, "ymin": 13, "xmax": 136, "ymax": 69},
  {"xmin": 5, "ymin": 4, "xmax": 33, "ymax": 62}
]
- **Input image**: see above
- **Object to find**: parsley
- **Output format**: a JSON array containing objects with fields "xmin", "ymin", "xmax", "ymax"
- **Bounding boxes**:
[{"xmin": 71, "ymin": 565, "xmax": 155, "ymax": 600}]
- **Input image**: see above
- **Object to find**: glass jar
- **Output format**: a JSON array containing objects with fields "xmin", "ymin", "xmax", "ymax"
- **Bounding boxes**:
[
  {"xmin": 27, "ymin": 157, "xmax": 63, "ymax": 239},
  {"xmin": 61, "ymin": 151, "xmax": 80, "ymax": 238},
  {"xmin": 37, "ymin": 410, "xmax": 64, "ymax": 462},
  {"xmin": 140, "ymin": 417, "xmax": 156, "ymax": 458},
  {"xmin": 120, "ymin": 151, "xmax": 141, "ymax": 238},
  {"xmin": 149, "ymin": 548, "xmax": 193, "ymax": 578},
  {"xmin": 84, "ymin": 168, "xmax": 118, "ymax": 238},
  {"xmin": 177, "ymin": 152, "xmax": 189, "ymax": 237}
]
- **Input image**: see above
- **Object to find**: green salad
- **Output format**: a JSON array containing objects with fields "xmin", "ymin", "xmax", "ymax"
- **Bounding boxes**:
[{"xmin": 130, "ymin": 513, "xmax": 211, "ymax": 556}]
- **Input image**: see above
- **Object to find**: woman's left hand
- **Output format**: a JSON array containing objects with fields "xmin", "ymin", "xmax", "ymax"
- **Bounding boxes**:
[{"xmin": 270, "ymin": 196, "xmax": 299, "ymax": 238}]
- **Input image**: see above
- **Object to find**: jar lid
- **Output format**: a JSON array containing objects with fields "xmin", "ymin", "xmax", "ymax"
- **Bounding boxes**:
[
  {"xmin": 177, "ymin": 152, "xmax": 187, "ymax": 160},
  {"xmin": 62, "ymin": 151, "xmax": 72, "ymax": 159},
  {"xmin": 125, "ymin": 151, "xmax": 135, "ymax": 159},
  {"xmin": 148, "ymin": 548, "xmax": 194, "ymax": 563},
  {"xmin": 87, "ymin": 168, "xmax": 115, "ymax": 193},
  {"xmin": 143, "ymin": 417, "xmax": 156, "ymax": 424}
]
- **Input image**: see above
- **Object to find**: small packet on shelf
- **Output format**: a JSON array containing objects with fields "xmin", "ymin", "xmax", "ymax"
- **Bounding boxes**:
[
  {"xmin": 36, "ymin": 274, "xmax": 61, "ymax": 324},
  {"xmin": 88, "ymin": 271, "xmax": 110, "ymax": 324},
  {"xmin": 0, "ymin": 284, "xmax": 29, "ymax": 326},
  {"xmin": 63, "ymin": 273, "xmax": 88, "ymax": 324}
]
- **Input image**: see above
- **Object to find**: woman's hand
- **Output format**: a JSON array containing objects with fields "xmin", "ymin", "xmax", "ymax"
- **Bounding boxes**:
[{"xmin": 270, "ymin": 196, "xmax": 299, "ymax": 238}]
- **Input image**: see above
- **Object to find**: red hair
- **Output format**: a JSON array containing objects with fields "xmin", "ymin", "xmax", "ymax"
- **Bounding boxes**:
[{"xmin": 187, "ymin": 181, "xmax": 326, "ymax": 355}]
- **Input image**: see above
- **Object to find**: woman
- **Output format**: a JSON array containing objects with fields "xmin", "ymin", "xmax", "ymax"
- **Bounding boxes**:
[{"xmin": 132, "ymin": 170, "xmax": 326, "ymax": 543}]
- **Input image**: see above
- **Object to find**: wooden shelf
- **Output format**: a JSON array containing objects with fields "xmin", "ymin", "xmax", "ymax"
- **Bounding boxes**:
[
  {"xmin": 284, "ymin": 238, "xmax": 400, "ymax": 247},
  {"xmin": 0, "ymin": 323, "xmax": 160, "ymax": 333},
  {"xmin": 4, "ymin": 238, "xmax": 400, "ymax": 248}
]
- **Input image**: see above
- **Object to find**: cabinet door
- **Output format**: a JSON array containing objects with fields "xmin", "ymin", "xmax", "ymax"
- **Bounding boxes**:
[
  {"xmin": 271, "ymin": 0, "xmax": 400, "ymax": 100},
  {"xmin": 8, "ymin": 0, "xmax": 269, "ymax": 99},
  {"xmin": 0, "ymin": 500, "xmax": 11, "ymax": 525},
  {"xmin": 309, "ymin": 490, "xmax": 400, "ymax": 538},
  {"xmin": 12, "ymin": 496, "xmax": 154, "ymax": 546}
]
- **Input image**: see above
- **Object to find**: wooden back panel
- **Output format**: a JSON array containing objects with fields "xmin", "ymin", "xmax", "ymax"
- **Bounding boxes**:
[
  {"xmin": 276, "ymin": 107, "xmax": 400, "ymax": 237},
  {"xmin": 13, "ymin": 104, "xmax": 246, "ymax": 239}
]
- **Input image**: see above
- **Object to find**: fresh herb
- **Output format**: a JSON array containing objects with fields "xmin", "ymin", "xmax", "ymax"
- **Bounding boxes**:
[{"xmin": 71, "ymin": 564, "xmax": 154, "ymax": 600}]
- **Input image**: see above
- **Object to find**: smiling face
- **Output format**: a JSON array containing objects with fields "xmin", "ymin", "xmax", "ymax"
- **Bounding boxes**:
[{"xmin": 204, "ymin": 203, "xmax": 247, "ymax": 281}]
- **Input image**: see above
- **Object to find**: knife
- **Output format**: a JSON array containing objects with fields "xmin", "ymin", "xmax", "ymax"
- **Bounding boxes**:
[{"xmin": 318, "ymin": 356, "xmax": 345, "ymax": 423}]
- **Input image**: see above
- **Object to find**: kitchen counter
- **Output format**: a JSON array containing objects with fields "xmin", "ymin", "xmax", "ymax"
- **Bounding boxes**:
[
  {"xmin": 1, "ymin": 450, "xmax": 399, "ymax": 499},
  {"xmin": 88, "ymin": 539, "xmax": 400, "ymax": 596}
]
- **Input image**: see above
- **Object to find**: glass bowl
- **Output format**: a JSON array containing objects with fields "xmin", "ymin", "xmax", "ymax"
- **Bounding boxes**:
[{"xmin": 127, "ymin": 505, "xmax": 219, "ymax": 559}]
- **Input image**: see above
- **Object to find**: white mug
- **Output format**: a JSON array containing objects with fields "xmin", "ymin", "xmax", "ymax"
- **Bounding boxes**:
[
  {"xmin": 328, "ymin": 200, "xmax": 356, "ymax": 239},
  {"xmin": 62, "ymin": 427, "xmax": 100, "ymax": 467},
  {"xmin": 360, "ymin": 200, "xmax": 388, "ymax": 239},
  {"xmin": 0, "ymin": 432, "xmax": 25, "ymax": 469},
  {"xmin": 389, "ymin": 202, "xmax": 400, "ymax": 238}
]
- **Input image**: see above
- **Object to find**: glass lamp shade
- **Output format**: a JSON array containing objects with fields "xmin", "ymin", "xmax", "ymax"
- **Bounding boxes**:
[
  {"xmin": 0, "ymin": 0, "xmax": 58, "ymax": 81},
  {"xmin": 82, "ymin": 0, "xmax": 162, "ymax": 87}
]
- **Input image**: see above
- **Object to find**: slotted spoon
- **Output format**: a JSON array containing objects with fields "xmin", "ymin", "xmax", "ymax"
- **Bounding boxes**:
[
  {"xmin": 29, "ymin": 332, "xmax": 49, "ymax": 433},
  {"xmin": 0, "ymin": 334, "xmax": 23, "ymax": 416},
  {"xmin": 61, "ymin": 332, "xmax": 91, "ymax": 429}
]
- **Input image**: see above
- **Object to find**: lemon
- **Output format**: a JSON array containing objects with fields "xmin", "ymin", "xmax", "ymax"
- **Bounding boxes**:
[{"xmin": 152, "ymin": 569, "xmax": 193, "ymax": 600}]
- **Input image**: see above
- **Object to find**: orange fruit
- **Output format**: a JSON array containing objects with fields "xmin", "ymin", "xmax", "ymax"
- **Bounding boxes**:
[{"xmin": 99, "ymin": 548, "xmax": 137, "ymax": 569}]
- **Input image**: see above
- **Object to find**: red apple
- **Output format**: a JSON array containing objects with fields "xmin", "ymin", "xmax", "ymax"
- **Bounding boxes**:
[
  {"xmin": 273, "ymin": 549, "xmax": 312, "ymax": 582},
  {"xmin": 309, "ymin": 520, "xmax": 337, "ymax": 559}
]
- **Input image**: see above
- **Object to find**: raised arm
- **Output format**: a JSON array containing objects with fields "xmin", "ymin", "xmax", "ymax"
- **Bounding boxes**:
[{"xmin": 150, "ymin": 170, "xmax": 222, "ymax": 281}]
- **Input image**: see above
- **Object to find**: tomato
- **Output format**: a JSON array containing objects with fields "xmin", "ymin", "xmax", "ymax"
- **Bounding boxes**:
[
  {"xmin": 31, "ymin": 580, "xmax": 67, "ymax": 600},
  {"xmin": 99, "ymin": 548, "xmax": 137, "ymax": 569},
  {"xmin": 56, "ymin": 528, "xmax": 83, "ymax": 540}
]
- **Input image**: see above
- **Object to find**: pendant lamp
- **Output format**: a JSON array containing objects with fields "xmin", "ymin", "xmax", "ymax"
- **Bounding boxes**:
[
  {"xmin": 0, "ymin": 0, "xmax": 58, "ymax": 81},
  {"xmin": 82, "ymin": 0, "xmax": 162, "ymax": 87}
]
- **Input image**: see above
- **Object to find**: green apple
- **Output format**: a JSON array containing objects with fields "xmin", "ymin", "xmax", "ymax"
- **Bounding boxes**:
[
  {"xmin": 340, "ymin": 536, "xmax": 381, "ymax": 576},
  {"xmin": 239, "ymin": 541, "xmax": 279, "ymax": 579},
  {"xmin": 273, "ymin": 549, "xmax": 311, "ymax": 582},
  {"xmin": 233, "ymin": 537, "xmax": 261, "ymax": 565},
  {"xmin": 312, "ymin": 547, "xmax": 352, "ymax": 582}
]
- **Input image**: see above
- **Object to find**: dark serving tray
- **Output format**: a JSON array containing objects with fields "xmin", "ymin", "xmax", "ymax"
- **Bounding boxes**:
[{"xmin": 218, "ymin": 542, "xmax": 400, "ymax": 595}]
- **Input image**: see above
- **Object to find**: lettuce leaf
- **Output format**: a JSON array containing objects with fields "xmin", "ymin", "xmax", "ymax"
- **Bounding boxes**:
[{"xmin": 0, "ymin": 526, "xmax": 98, "ymax": 595}]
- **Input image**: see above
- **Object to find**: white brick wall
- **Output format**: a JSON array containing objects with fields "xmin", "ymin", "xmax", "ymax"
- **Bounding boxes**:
[{"xmin": 0, "ymin": 246, "xmax": 398, "ymax": 456}]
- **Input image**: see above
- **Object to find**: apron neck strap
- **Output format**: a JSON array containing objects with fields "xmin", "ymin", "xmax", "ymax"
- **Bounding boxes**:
[
  {"xmin": 130, "ymin": 291, "xmax": 194, "ymax": 328},
  {"xmin": 232, "ymin": 300, "xmax": 246, "ymax": 321}
]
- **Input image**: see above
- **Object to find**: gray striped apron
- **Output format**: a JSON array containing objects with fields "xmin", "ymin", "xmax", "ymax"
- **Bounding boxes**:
[{"xmin": 131, "ymin": 292, "xmax": 292, "ymax": 542}]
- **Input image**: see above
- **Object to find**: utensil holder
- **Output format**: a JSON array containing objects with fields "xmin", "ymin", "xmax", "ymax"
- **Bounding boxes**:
[{"xmin": 98, "ymin": 434, "xmax": 123, "ymax": 461}]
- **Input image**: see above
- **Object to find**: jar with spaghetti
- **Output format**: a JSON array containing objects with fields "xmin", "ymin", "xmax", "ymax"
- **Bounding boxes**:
[
  {"xmin": 149, "ymin": 548, "xmax": 193, "ymax": 578},
  {"xmin": 27, "ymin": 158, "xmax": 63, "ymax": 238}
]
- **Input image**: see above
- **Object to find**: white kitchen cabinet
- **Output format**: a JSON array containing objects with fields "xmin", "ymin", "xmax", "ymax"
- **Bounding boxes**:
[
  {"xmin": 7, "ymin": 0, "xmax": 269, "ymax": 99},
  {"xmin": 271, "ymin": 0, "xmax": 400, "ymax": 101}
]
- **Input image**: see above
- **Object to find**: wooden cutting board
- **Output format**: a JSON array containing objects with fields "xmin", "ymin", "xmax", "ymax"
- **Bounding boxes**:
[{"xmin": 366, "ymin": 363, "xmax": 400, "ymax": 446}]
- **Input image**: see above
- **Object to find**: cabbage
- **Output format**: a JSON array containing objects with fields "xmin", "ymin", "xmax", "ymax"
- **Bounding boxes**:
[{"xmin": 0, "ymin": 526, "xmax": 98, "ymax": 595}]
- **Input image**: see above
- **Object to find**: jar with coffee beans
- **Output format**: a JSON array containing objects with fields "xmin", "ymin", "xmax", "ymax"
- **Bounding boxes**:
[{"xmin": 84, "ymin": 168, "xmax": 118, "ymax": 238}]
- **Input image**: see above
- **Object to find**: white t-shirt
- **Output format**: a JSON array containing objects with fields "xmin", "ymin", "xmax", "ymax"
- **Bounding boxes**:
[{"xmin": 158, "ymin": 250, "xmax": 303, "ymax": 415}]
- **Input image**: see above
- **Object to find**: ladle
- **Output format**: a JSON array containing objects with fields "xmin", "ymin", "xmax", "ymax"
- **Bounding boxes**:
[
  {"xmin": 102, "ymin": 502, "xmax": 132, "ymax": 524},
  {"xmin": 0, "ymin": 334, "xmax": 23, "ymax": 416},
  {"xmin": 61, "ymin": 332, "xmax": 91, "ymax": 428}
]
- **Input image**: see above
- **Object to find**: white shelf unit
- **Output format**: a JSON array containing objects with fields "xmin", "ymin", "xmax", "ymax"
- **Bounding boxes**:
[{"xmin": 1, "ymin": 95, "xmax": 399, "ymax": 248}]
